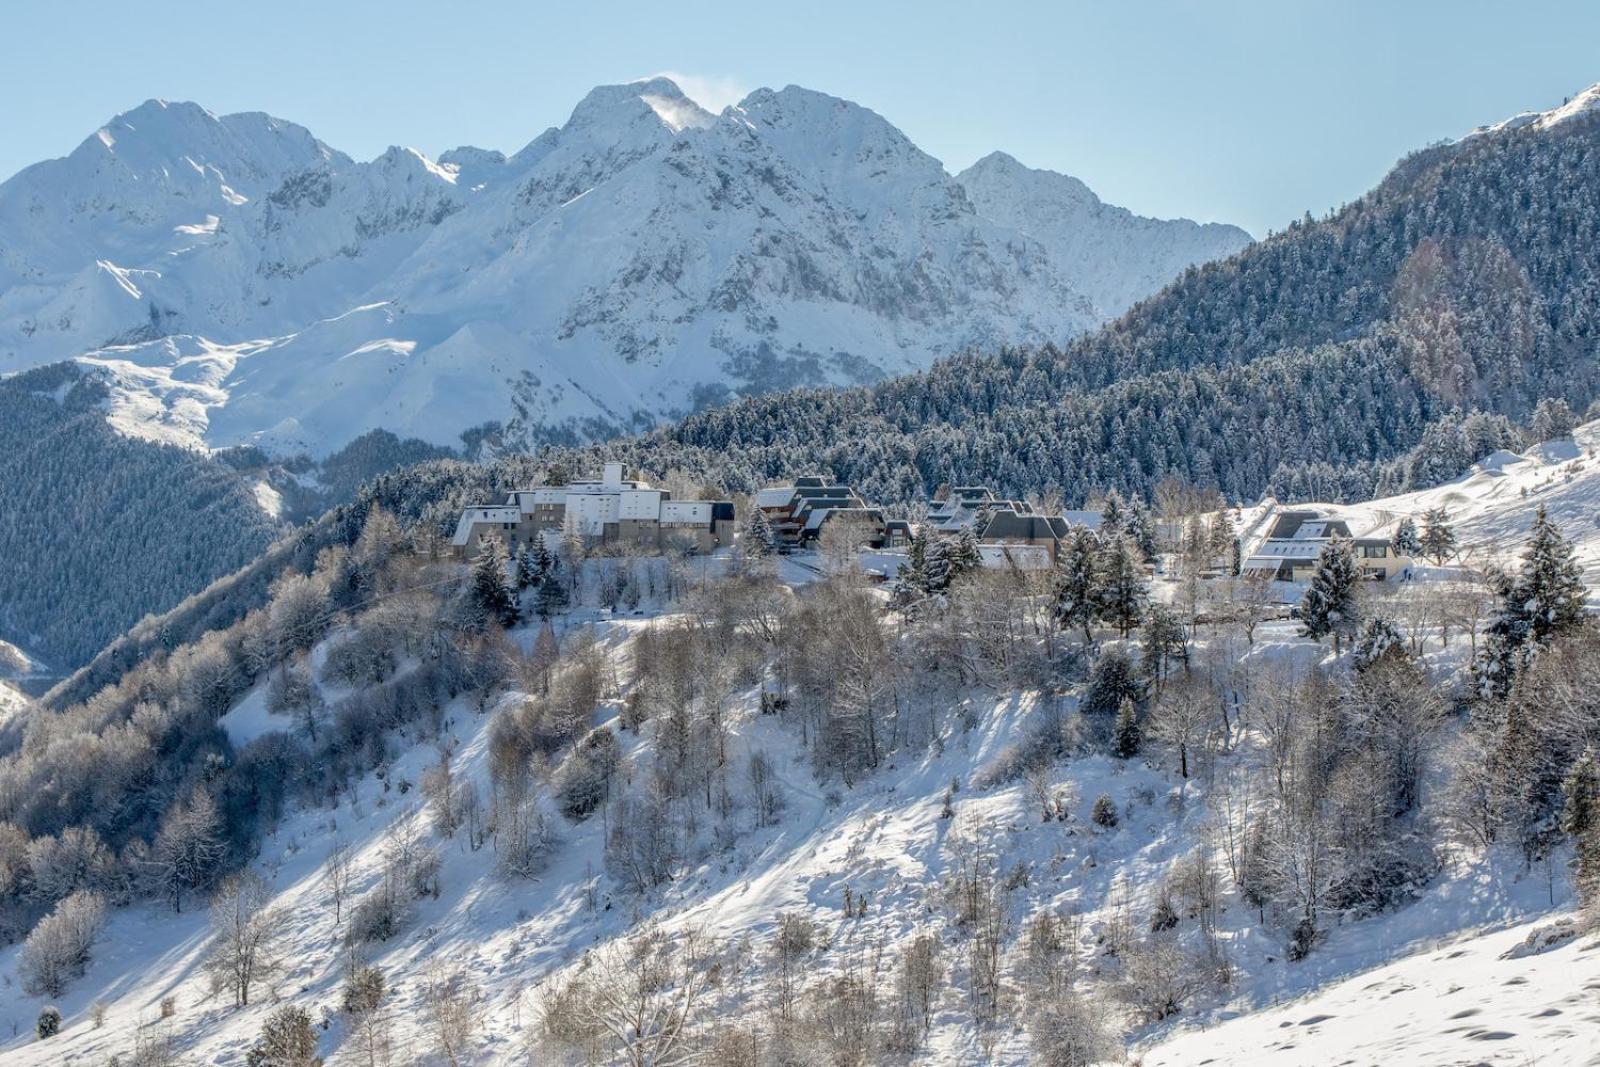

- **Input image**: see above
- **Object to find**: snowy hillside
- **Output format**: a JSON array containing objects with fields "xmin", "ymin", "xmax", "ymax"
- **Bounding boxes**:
[
  {"xmin": 0, "ymin": 81, "xmax": 1250, "ymax": 457},
  {"xmin": 3, "ymin": 502, "xmax": 1597, "ymax": 1065},
  {"xmin": 1145, "ymin": 915, "xmax": 1600, "ymax": 1066}
]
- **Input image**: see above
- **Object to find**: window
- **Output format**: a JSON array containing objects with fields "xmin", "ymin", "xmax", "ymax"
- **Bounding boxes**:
[{"xmin": 1361, "ymin": 545, "xmax": 1387, "ymax": 558}]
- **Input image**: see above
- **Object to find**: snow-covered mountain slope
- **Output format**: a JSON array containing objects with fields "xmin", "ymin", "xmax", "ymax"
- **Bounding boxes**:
[
  {"xmin": 1144, "ymin": 915, "xmax": 1600, "ymax": 1066},
  {"xmin": 958, "ymin": 151, "xmax": 1251, "ymax": 318},
  {"xmin": 0, "ymin": 80, "xmax": 1250, "ymax": 457},
  {"xmin": 1462, "ymin": 81, "xmax": 1600, "ymax": 141}
]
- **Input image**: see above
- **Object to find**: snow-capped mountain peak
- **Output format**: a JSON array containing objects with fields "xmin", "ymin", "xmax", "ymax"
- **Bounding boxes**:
[
  {"xmin": 0, "ymin": 81, "xmax": 1252, "ymax": 457},
  {"xmin": 957, "ymin": 149, "xmax": 1252, "ymax": 317}
]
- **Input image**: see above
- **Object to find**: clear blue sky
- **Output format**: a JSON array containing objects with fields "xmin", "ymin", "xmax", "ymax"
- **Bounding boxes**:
[{"xmin": 5, "ymin": 0, "xmax": 1599, "ymax": 235}]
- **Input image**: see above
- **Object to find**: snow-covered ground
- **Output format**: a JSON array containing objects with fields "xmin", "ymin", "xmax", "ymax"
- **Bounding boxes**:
[
  {"xmin": 0, "ymin": 598, "xmax": 1587, "ymax": 1064},
  {"xmin": 1144, "ymin": 915, "xmax": 1600, "ymax": 1066}
]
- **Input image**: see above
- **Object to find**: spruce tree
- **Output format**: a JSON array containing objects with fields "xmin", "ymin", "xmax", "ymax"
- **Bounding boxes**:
[
  {"xmin": 922, "ymin": 539, "xmax": 954, "ymax": 595},
  {"xmin": 515, "ymin": 544, "xmax": 547, "ymax": 591},
  {"xmin": 1391, "ymin": 516, "xmax": 1422, "ymax": 558},
  {"xmin": 744, "ymin": 507, "xmax": 776, "ymax": 558},
  {"xmin": 1141, "ymin": 604, "xmax": 1189, "ymax": 689},
  {"xmin": 470, "ymin": 537, "xmax": 518, "ymax": 629},
  {"xmin": 1083, "ymin": 648, "xmax": 1141, "ymax": 716},
  {"xmin": 1519, "ymin": 504, "xmax": 1587, "ymax": 643},
  {"xmin": 1096, "ymin": 535, "xmax": 1149, "ymax": 638},
  {"xmin": 896, "ymin": 527, "xmax": 930, "ymax": 603},
  {"xmin": 1052, "ymin": 528, "xmax": 1101, "ymax": 644},
  {"xmin": 1300, "ymin": 535, "xmax": 1361, "ymax": 652},
  {"xmin": 1352, "ymin": 616, "xmax": 1405, "ymax": 672},
  {"xmin": 1561, "ymin": 750, "xmax": 1600, "ymax": 916},
  {"xmin": 949, "ymin": 526, "xmax": 983, "ymax": 583},
  {"xmin": 1419, "ymin": 506, "xmax": 1457, "ymax": 565},
  {"xmin": 1125, "ymin": 499, "xmax": 1160, "ymax": 562},
  {"xmin": 1113, "ymin": 695, "xmax": 1141, "ymax": 759},
  {"xmin": 1099, "ymin": 491, "xmax": 1126, "ymax": 539},
  {"xmin": 1479, "ymin": 506, "xmax": 1587, "ymax": 693}
]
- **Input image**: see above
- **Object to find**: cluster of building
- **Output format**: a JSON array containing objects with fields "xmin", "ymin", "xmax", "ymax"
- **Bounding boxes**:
[
  {"xmin": 452, "ymin": 469, "xmax": 1412, "ymax": 587},
  {"xmin": 451, "ymin": 463, "xmax": 734, "ymax": 556},
  {"xmin": 754, "ymin": 477, "xmax": 913, "ymax": 549}
]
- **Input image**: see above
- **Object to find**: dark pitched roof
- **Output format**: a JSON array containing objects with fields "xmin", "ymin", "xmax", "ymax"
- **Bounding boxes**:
[{"xmin": 981, "ymin": 513, "xmax": 1070, "ymax": 542}]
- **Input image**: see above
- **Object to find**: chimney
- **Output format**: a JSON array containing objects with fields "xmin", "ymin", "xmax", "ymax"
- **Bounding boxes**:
[{"xmin": 603, "ymin": 462, "xmax": 624, "ymax": 491}]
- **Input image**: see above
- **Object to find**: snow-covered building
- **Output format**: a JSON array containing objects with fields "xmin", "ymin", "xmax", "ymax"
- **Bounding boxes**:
[
  {"xmin": 925, "ymin": 487, "xmax": 1033, "ymax": 535},
  {"xmin": 1242, "ymin": 509, "xmax": 1411, "ymax": 582},
  {"xmin": 452, "ymin": 463, "xmax": 733, "ymax": 556},
  {"xmin": 755, "ymin": 477, "xmax": 911, "ymax": 548},
  {"xmin": 977, "ymin": 512, "xmax": 1076, "ymax": 570}
]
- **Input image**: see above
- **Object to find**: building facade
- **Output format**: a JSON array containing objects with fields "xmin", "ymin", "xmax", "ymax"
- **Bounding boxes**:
[
  {"xmin": 452, "ymin": 463, "xmax": 733, "ymax": 556},
  {"xmin": 1242, "ymin": 509, "xmax": 1413, "ymax": 582}
]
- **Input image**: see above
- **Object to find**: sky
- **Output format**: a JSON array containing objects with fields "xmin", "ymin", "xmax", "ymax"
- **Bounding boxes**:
[{"xmin": 4, "ymin": 0, "xmax": 1600, "ymax": 236}]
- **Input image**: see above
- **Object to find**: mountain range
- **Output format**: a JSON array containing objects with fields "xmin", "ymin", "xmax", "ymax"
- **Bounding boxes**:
[{"xmin": 0, "ymin": 78, "xmax": 1248, "ymax": 457}]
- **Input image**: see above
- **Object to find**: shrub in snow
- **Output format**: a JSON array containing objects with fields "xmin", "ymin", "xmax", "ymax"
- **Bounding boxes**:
[
  {"xmin": 1091, "ymin": 794, "xmax": 1119, "ymax": 829},
  {"xmin": 35, "ymin": 1006, "xmax": 61, "ymax": 1040},
  {"xmin": 347, "ymin": 885, "xmax": 410, "ymax": 946},
  {"xmin": 554, "ymin": 729, "xmax": 622, "ymax": 821},
  {"xmin": 1026, "ymin": 995, "xmax": 1118, "ymax": 1067},
  {"xmin": 246, "ymin": 1004, "xmax": 320, "ymax": 1067},
  {"xmin": 342, "ymin": 966, "xmax": 386, "ymax": 1015},
  {"xmin": 19, "ymin": 889, "xmax": 107, "ymax": 997}
]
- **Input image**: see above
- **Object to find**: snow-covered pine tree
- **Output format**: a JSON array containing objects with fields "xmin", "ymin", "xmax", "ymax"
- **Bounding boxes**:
[
  {"xmin": 922, "ymin": 539, "xmax": 954, "ymax": 596},
  {"xmin": 743, "ymin": 506, "xmax": 776, "ymax": 558},
  {"xmin": 1113, "ymin": 695, "xmax": 1141, "ymax": 759},
  {"xmin": 1419, "ymin": 506, "xmax": 1457, "ymax": 565},
  {"xmin": 950, "ymin": 525, "xmax": 983, "ymax": 583},
  {"xmin": 1518, "ymin": 504, "xmax": 1588, "ymax": 643},
  {"xmin": 1083, "ymin": 648, "xmax": 1141, "ymax": 716},
  {"xmin": 1099, "ymin": 491, "xmax": 1126, "ymax": 539},
  {"xmin": 1482, "ymin": 505, "xmax": 1589, "ymax": 694},
  {"xmin": 1391, "ymin": 516, "xmax": 1422, "ymax": 558},
  {"xmin": 1208, "ymin": 512, "xmax": 1237, "ymax": 566},
  {"xmin": 1529, "ymin": 397, "xmax": 1577, "ymax": 443},
  {"xmin": 470, "ymin": 537, "xmax": 518, "ymax": 629},
  {"xmin": 1562, "ymin": 750, "xmax": 1600, "ymax": 920},
  {"xmin": 515, "ymin": 544, "xmax": 547, "ymax": 591},
  {"xmin": 896, "ymin": 527, "xmax": 931, "ymax": 603},
  {"xmin": 1141, "ymin": 604, "xmax": 1188, "ymax": 689},
  {"xmin": 1352, "ymin": 616, "xmax": 1405, "ymax": 672},
  {"xmin": 1299, "ymin": 535, "xmax": 1361, "ymax": 653},
  {"xmin": 1125, "ymin": 499, "xmax": 1160, "ymax": 562},
  {"xmin": 1096, "ymin": 535, "xmax": 1149, "ymax": 638},
  {"xmin": 1052, "ymin": 528, "xmax": 1101, "ymax": 644}
]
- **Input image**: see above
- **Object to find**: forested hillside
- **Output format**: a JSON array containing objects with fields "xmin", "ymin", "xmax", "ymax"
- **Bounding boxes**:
[
  {"xmin": 0, "ymin": 365, "xmax": 282, "ymax": 669},
  {"xmin": 0, "ymin": 366, "xmax": 456, "ymax": 672}
]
